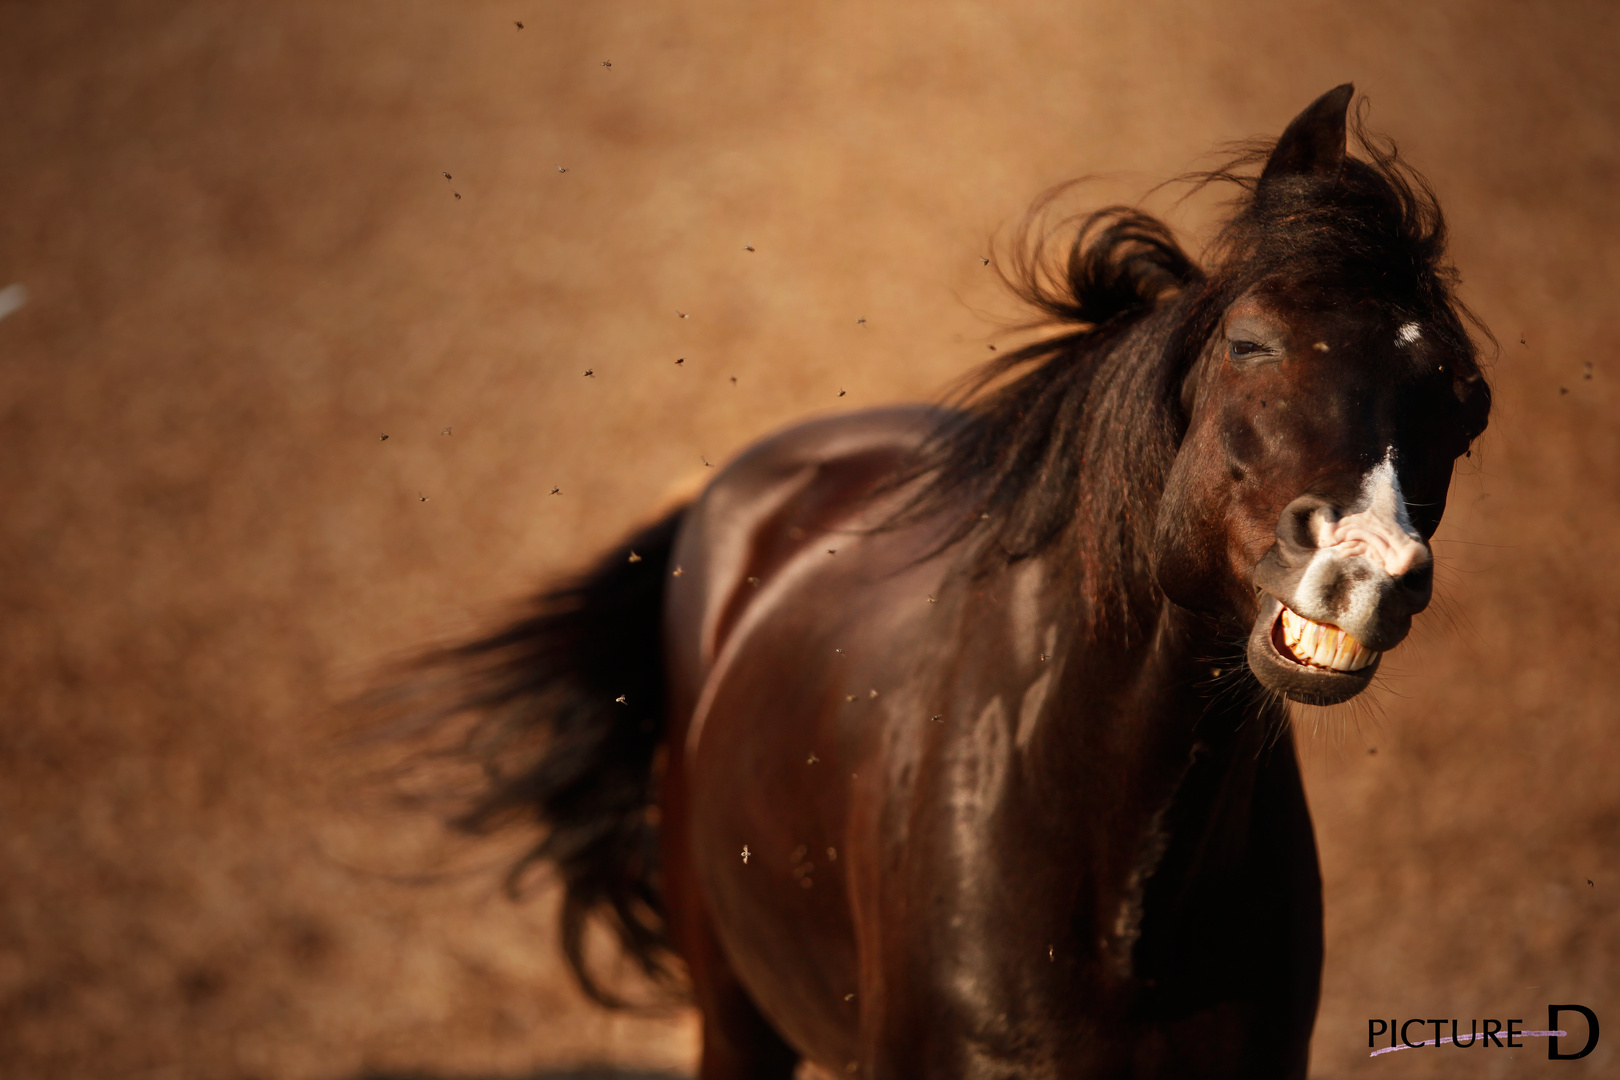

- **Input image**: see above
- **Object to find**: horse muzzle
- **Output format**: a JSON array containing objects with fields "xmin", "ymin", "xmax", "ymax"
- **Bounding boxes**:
[{"xmin": 1245, "ymin": 483, "xmax": 1434, "ymax": 705}]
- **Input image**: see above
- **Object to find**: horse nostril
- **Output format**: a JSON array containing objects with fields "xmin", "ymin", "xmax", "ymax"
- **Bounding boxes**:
[
  {"xmin": 1396, "ymin": 561, "xmax": 1433, "ymax": 596},
  {"xmin": 1278, "ymin": 495, "xmax": 1335, "ymax": 551}
]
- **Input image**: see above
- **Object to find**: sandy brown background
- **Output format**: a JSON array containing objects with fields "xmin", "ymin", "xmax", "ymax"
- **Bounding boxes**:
[{"xmin": 2, "ymin": 1, "xmax": 1617, "ymax": 1077}]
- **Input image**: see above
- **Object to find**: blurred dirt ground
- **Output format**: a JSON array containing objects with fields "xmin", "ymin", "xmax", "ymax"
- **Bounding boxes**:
[{"xmin": 1, "ymin": 1, "xmax": 1617, "ymax": 1077}]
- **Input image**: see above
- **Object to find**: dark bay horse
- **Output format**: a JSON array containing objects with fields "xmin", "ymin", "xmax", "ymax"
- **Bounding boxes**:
[{"xmin": 398, "ymin": 85, "xmax": 1491, "ymax": 1079}]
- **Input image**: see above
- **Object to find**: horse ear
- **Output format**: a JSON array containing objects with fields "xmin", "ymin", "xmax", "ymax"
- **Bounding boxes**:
[{"xmin": 1259, "ymin": 84, "xmax": 1354, "ymax": 186}]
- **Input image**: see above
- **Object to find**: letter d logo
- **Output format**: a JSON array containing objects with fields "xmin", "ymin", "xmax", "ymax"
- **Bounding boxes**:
[{"xmin": 1549, "ymin": 1005, "xmax": 1599, "ymax": 1060}]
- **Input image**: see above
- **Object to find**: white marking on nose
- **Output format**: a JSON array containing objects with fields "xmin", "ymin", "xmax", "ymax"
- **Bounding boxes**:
[
  {"xmin": 1395, "ymin": 321, "xmax": 1421, "ymax": 347},
  {"xmin": 1310, "ymin": 449, "xmax": 1427, "ymax": 578}
]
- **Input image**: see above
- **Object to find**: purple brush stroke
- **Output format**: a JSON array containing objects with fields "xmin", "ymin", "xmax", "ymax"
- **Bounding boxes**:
[{"xmin": 1370, "ymin": 1029, "xmax": 1565, "ymax": 1057}]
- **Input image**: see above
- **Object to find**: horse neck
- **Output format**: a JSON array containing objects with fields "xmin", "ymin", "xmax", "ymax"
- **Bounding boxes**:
[
  {"xmin": 963, "ymin": 301, "xmax": 1280, "ymax": 823},
  {"xmin": 1007, "ymin": 581, "xmax": 1287, "ymax": 969},
  {"xmin": 1021, "ymin": 548, "xmax": 1284, "ymax": 842}
]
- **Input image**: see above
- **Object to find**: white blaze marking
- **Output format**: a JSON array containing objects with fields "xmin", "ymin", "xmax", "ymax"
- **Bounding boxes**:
[
  {"xmin": 1294, "ymin": 449, "xmax": 1430, "ymax": 641},
  {"xmin": 1310, "ymin": 449, "xmax": 1426, "ymax": 578},
  {"xmin": 1395, "ymin": 321, "xmax": 1422, "ymax": 347}
]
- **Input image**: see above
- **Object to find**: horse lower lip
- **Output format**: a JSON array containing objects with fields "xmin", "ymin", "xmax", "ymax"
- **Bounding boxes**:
[{"xmin": 1273, "ymin": 606, "xmax": 1379, "ymax": 673}]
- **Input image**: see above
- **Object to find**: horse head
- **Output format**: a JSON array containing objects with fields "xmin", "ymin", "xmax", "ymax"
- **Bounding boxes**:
[{"xmin": 1152, "ymin": 85, "xmax": 1492, "ymax": 705}]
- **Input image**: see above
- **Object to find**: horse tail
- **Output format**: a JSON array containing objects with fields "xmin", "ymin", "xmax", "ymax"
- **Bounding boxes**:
[{"xmin": 393, "ymin": 507, "xmax": 685, "ymax": 1006}]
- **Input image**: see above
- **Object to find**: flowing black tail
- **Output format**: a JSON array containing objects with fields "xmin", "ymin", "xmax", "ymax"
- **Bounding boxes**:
[{"xmin": 390, "ymin": 508, "xmax": 685, "ymax": 1005}]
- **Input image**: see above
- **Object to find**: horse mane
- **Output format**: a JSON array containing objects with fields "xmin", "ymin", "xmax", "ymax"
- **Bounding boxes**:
[{"xmin": 888, "ymin": 103, "xmax": 1489, "ymax": 631}]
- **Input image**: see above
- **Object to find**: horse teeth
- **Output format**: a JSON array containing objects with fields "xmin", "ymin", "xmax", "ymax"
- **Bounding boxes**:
[
  {"xmin": 1281, "ymin": 608, "xmax": 1303, "ymax": 647},
  {"xmin": 1312, "ymin": 628, "xmax": 1336, "ymax": 667},
  {"xmin": 1279, "ymin": 607, "xmax": 1381, "ymax": 673}
]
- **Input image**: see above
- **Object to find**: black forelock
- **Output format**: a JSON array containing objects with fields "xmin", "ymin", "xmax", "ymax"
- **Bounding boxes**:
[{"xmin": 1188, "ymin": 112, "xmax": 1488, "ymax": 366}]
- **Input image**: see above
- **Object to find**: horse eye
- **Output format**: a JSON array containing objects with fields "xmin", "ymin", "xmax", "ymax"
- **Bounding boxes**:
[{"xmin": 1228, "ymin": 340, "xmax": 1266, "ymax": 359}]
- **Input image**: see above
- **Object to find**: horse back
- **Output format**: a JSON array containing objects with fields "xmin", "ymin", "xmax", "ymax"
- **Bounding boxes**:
[{"xmin": 663, "ymin": 405, "xmax": 944, "ymax": 727}]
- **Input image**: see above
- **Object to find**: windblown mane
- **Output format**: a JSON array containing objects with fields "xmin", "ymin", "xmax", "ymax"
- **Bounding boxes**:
[{"xmin": 889, "ymin": 107, "xmax": 1489, "ymax": 628}]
